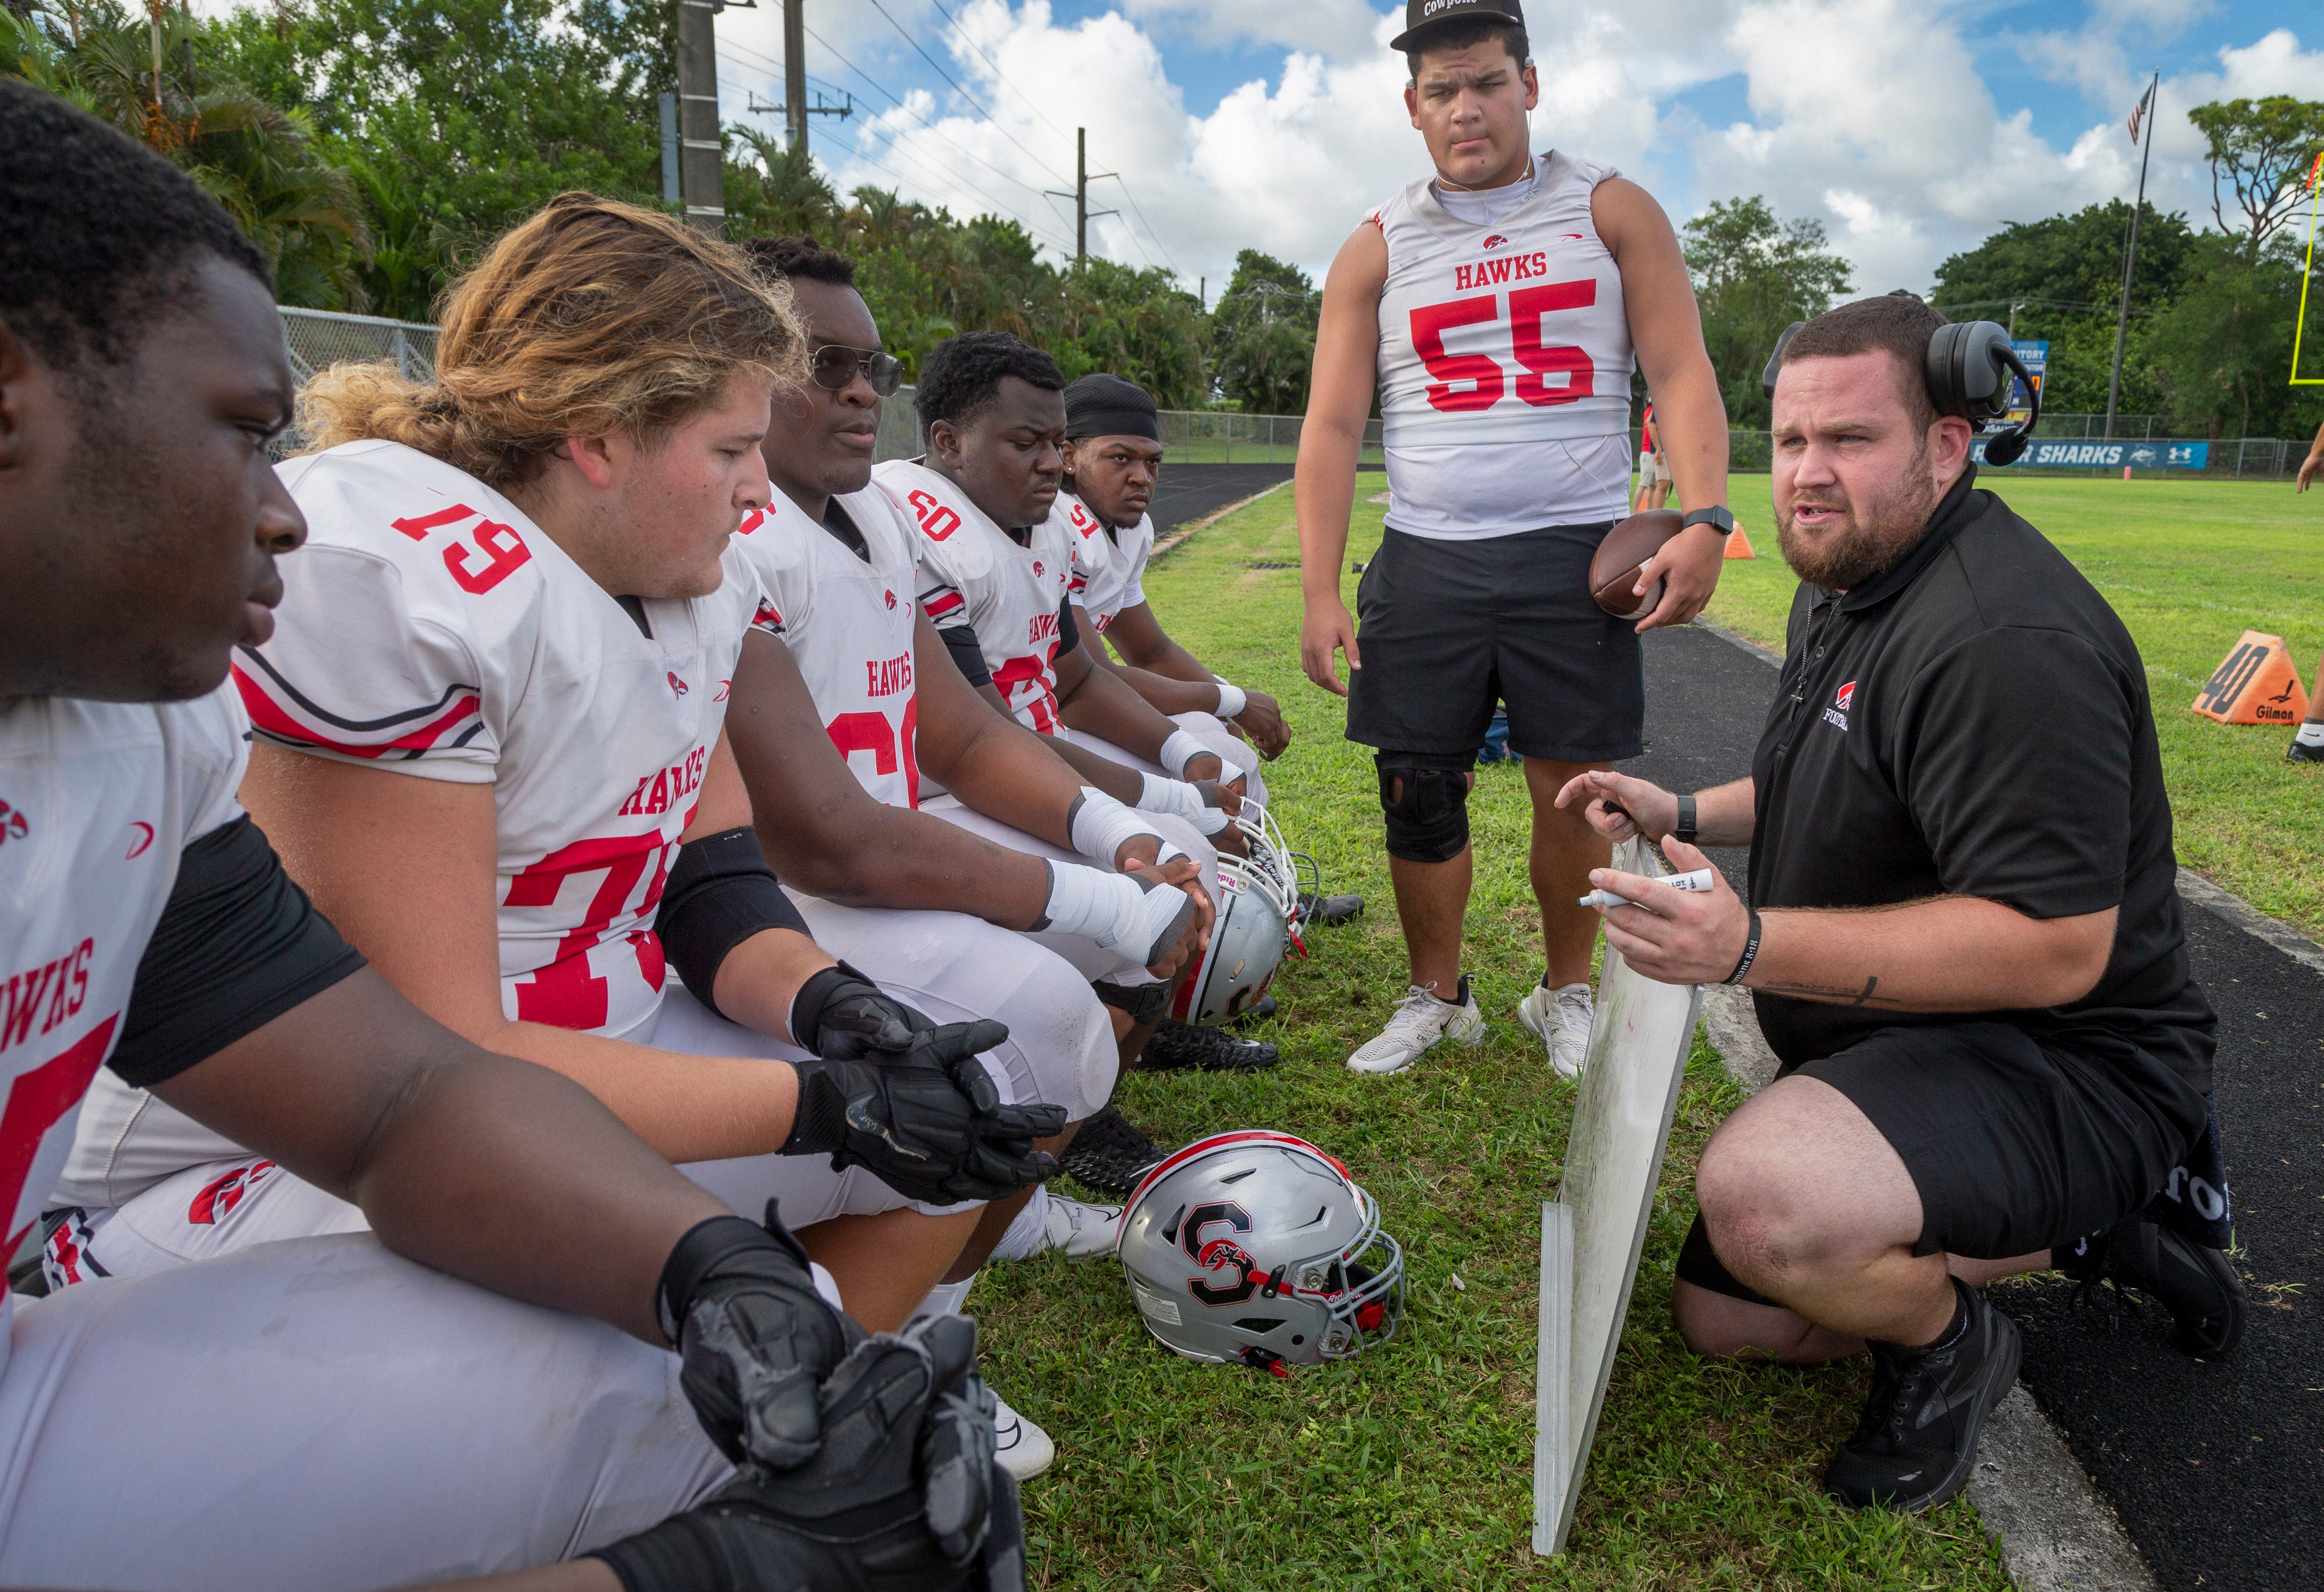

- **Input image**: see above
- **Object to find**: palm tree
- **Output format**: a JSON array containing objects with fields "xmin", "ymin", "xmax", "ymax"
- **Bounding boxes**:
[{"xmin": 2, "ymin": 0, "xmax": 372, "ymax": 308}]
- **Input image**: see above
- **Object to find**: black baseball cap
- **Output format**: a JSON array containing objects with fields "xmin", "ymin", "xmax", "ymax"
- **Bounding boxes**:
[{"xmin": 1388, "ymin": 0, "xmax": 1525, "ymax": 52}]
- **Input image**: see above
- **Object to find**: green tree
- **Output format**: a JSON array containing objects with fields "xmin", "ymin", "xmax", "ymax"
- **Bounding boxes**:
[
  {"xmin": 2187, "ymin": 96, "xmax": 2324, "ymax": 265},
  {"xmin": 2145, "ymin": 232, "xmax": 2324, "ymax": 441},
  {"xmin": 1208, "ymin": 250, "xmax": 1317, "ymax": 413},
  {"xmin": 1680, "ymin": 196, "xmax": 1853, "ymax": 427},
  {"xmin": 3, "ymin": 0, "xmax": 372, "ymax": 308},
  {"xmin": 1929, "ymin": 200, "xmax": 2199, "ymax": 415}
]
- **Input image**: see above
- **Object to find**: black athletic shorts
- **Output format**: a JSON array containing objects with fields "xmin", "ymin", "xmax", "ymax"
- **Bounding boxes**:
[
  {"xmin": 1345, "ymin": 523, "xmax": 1643, "ymax": 763},
  {"xmin": 1677, "ymin": 1020, "xmax": 2208, "ymax": 1304}
]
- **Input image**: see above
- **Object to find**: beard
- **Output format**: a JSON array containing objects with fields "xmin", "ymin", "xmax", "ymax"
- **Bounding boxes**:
[{"xmin": 1776, "ymin": 444, "xmax": 1942, "ymax": 592}]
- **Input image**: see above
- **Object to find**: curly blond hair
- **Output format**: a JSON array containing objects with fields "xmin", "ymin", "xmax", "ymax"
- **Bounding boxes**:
[{"xmin": 297, "ymin": 193, "xmax": 803, "ymax": 490}]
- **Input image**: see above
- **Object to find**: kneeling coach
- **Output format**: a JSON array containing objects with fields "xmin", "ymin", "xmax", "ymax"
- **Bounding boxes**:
[{"xmin": 1557, "ymin": 293, "xmax": 2241, "ymax": 1513}]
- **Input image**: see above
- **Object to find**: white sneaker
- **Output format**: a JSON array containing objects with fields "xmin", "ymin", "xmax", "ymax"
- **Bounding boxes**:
[
  {"xmin": 1518, "ymin": 981, "xmax": 1594, "ymax": 1079},
  {"xmin": 989, "ymin": 1188, "xmax": 1122, "ymax": 1263},
  {"xmin": 993, "ymin": 1392, "xmax": 1056, "ymax": 1479},
  {"xmin": 1346, "ymin": 976, "xmax": 1484, "ymax": 1075}
]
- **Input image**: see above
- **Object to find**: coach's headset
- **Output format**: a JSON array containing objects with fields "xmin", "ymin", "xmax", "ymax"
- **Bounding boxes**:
[{"xmin": 1760, "ymin": 313, "xmax": 2041, "ymax": 467}]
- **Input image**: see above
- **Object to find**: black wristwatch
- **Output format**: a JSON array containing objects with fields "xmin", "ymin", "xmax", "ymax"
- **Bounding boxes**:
[
  {"xmin": 1680, "ymin": 506, "xmax": 1735, "ymax": 535},
  {"xmin": 1673, "ymin": 794, "xmax": 1698, "ymax": 845}
]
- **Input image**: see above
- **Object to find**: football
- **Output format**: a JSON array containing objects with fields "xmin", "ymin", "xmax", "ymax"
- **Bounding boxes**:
[{"xmin": 1589, "ymin": 510, "xmax": 1684, "ymax": 619}]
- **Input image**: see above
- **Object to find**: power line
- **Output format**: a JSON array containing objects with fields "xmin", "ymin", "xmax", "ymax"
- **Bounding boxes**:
[
  {"xmin": 923, "ymin": 0, "xmax": 1072, "ymax": 143},
  {"xmin": 1101, "ymin": 173, "xmax": 1178, "ymax": 277},
  {"xmin": 860, "ymin": 0, "xmax": 1071, "ymax": 186}
]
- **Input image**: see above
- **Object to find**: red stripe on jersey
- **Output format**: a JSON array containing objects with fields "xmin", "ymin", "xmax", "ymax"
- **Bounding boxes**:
[
  {"xmin": 234, "ymin": 665, "xmax": 482, "ymax": 760},
  {"xmin": 922, "ymin": 590, "xmax": 964, "ymax": 619},
  {"xmin": 0, "ymin": 1015, "xmax": 116, "ymax": 1251}
]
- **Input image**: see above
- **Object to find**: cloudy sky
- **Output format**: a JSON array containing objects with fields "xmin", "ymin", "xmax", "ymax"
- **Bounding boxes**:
[{"xmin": 707, "ymin": 0, "xmax": 2323, "ymax": 298}]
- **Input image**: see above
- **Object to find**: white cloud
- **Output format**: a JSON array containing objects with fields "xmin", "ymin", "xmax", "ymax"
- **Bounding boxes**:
[{"xmin": 1115, "ymin": 0, "xmax": 1386, "ymax": 58}]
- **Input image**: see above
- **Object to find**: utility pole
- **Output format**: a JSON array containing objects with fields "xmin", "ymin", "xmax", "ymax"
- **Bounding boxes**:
[
  {"xmin": 1046, "ymin": 128, "xmax": 1117, "ymax": 266},
  {"xmin": 784, "ymin": 0, "xmax": 806, "ymax": 154},
  {"xmin": 2106, "ymin": 70, "xmax": 2159, "ymax": 440},
  {"xmin": 674, "ymin": 0, "xmax": 725, "ymax": 235}
]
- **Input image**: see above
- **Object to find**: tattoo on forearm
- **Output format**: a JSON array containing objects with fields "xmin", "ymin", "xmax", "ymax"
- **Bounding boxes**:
[{"xmin": 1753, "ymin": 976, "xmax": 1897, "ymax": 1007}]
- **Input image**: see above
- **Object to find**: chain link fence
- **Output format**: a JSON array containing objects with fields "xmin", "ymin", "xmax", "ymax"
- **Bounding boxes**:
[{"xmin": 292, "ymin": 321, "xmax": 2297, "ymax": 482}]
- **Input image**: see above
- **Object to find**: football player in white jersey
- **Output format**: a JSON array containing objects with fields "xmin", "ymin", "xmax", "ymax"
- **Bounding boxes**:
[
  {"xmin": 874, "ymin": 336, "xmax": 1253, "ymax": 840},
  {"xmin": 1296, "ymin": 0, "xmax": 1731, "ymax": 1078},
  {"xmin": 50, "ymin": 196, "xmax": 1069, "ymax": 1353},
  {"xmin": 0, "ymin": 80, "xmax": 1020, "ymax": 1587}
]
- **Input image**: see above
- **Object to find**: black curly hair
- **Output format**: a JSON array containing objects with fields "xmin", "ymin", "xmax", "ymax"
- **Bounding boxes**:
[
  {"xmin": 0, "ymin": 80, "xmax": 273, "ymax": 380},
  {"xmin": 915, "ymin": 330, "xmax": 1063, "ymax": 431},
  {"xmin": 742, "ymin": 235, "xmax": 858, "ymax": 287}
]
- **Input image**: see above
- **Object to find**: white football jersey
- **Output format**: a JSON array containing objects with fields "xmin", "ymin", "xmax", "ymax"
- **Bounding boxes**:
[
  {"xmin": 1372, "ymin": 150, "xmax": 1635, "ymax": 539},
  {"xmin": 234, "ymin": 440, "xmax": 773, "ymax": 1042},
  {"xmin": 1058, "ymin": 491, "xmax": 1154, "ymax": 634},
  {"xmin": 876, "ymin": 460, "xmax": 1073, "ymax": 737},
  {"xmin": 734, "ymin": 484, "xmax": 923, "ymax": 809},
  {"xmin": 0, "ymin": 682, "xmax": 246, "ymax": 1376}
]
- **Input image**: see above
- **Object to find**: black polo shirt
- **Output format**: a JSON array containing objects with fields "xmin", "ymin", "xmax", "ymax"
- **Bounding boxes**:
[{"xmin": 1745, "ymin": 467, "xmax": 2215, "ymax": 1092}]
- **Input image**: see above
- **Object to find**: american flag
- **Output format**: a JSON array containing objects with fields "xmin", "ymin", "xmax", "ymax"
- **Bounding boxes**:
[{"xmin": 2128, "ymin": 82, "xmax": 2154, "ymax": 144}]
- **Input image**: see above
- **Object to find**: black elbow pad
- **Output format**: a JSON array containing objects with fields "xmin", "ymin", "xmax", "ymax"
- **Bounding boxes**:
[{"xmin": 655, "ymin": 827, "xmax": 810, "ymax": 1017}]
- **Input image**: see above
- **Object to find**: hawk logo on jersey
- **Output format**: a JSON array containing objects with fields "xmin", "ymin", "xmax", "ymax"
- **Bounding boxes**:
[
  {"xmin": 188, "ymin": 1160, "xmax": 277, "ymax": 1225},
  {"xmin": 1481, "ymin": 234, "xmax": 1508, "ymax": 249},
  {"xmin": 667, "ymin": 671, "xmax": 689, "ymax": 698},
  {"xmin": 885, "ymin": 589, "xmax": 898, "ymax": 610},
  {"xmin": 1032, "ymin": 560, "xmax": 1044, "ymax": 577},
  {"xmin": 0, "ymin": 800, "xmax": 24, "ymax": 845}
]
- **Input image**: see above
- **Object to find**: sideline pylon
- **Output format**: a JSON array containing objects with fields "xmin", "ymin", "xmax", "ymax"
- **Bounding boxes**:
[
  {"xmin": 1724, "ymin": 525, "xmax": 1754, "ymax": 559},
  {"xmin": 2191, "ymin": 631, "xmax": 2309, "ymax": 725}
]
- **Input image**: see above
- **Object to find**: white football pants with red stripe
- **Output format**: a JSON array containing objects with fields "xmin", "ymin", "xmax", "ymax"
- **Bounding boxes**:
[{"xmin": 0, "ymin": 1232, "xmax": 734, "ymax": 1586}]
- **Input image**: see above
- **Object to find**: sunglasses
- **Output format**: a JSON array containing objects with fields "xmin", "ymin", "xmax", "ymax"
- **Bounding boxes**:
[{"xmin": 809, "ymin": 343, "xmax": 904, "ymax": 397}]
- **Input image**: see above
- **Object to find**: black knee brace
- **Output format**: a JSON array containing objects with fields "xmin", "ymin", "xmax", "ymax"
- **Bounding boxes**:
[{"xmin": 1375, "ymin": 750, "xmax": 1474, "ymax": 863}]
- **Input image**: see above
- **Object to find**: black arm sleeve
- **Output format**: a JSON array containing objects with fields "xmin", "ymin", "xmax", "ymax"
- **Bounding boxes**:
[
  {"xmin": 655, "ymin": 825, "xmax": 811, "ymax": 1018},
  {"xmin": 938, "ymin": 622, "xmax": 993, "ymax": 689},
  {"xmin": 1055, "ymin": 596, "xmax": 1080, "ymax": 658},
  {"xmin": 108, "ymin": 815, "xmax": 368, "ymax": 1089}
]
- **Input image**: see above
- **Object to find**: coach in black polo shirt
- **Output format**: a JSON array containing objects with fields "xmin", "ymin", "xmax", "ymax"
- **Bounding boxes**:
[{"xmin": 1555, "ymin": 294, "xmax": 2242, "ymax": 1515}]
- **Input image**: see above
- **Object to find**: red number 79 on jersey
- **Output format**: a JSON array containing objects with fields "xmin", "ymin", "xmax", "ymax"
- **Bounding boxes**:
[
  {"xmin": 393, "ymin": 503, "xmax": 534, "ymax": 594},
  {"xmin": 1410, "ymin": 279, "xmax": 1596, "ymax": 414}
]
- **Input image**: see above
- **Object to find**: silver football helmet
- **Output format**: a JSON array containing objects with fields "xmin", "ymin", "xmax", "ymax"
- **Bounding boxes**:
[
  {"xmin": 1170, "ymin": 804, "xmax": 1298, "ymax": 1025},
  {"xmin": 1114, "ymin": 1130, "xmax": 1405, "ymax": 1373}
]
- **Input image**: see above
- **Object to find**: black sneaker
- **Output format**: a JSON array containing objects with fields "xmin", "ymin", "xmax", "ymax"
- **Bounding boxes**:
[
  {"xmin": 1825, "ymin": 1281, "xmax": 2021, "ymax": 1513},
  {"xmin": 2289, "ymin": 735, "xmax": 2324, "ymax": 764},
  {"xmin": 1138, "ymin": 1018, "xmax": 1280, "ymax": 1073},
  {"xmin": 2055, "ymin": 1218, "xmax": 2246, "ymax": 1358},
  {"xmin": 1298, "ymin": 891, "xmax": 1364, "ymax": 926},
  {"xmin": 1056, "ymin": 1106, "xmax": 1166, "ymax": 1198}
]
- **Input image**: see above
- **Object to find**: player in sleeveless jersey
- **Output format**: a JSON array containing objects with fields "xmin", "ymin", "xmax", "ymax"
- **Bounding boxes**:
[
  {"xmin": 51, "ymin": 197, "xmax": 1064, "ymax": 1352},
  {"xmin": 1296, "ymin": 0, "xmax": 1731, "ymax": 1078},
  {"xmin": 0, "ymin": 83, "xmax": 1023, "ymax": 1586}
]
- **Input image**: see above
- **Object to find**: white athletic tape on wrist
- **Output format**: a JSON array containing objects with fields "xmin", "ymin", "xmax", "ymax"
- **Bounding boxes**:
[
  {"xmin": 1137, "ymin": 773, "xmax": 1234, "ymax": 836},
  {"xmin": 1068, "ymin": 786, "xmax": 1163, "ymax": 866},
  {"xmin": 1158, "ymin": 729, "xmax": 1207, "ymax": 777},
  {"xmin": 1037, "ymin": 861, "xmax": 1191, "ymax": 964},
  {"xmin": 1213, "ymin": 679, "xmax": 1247, "ymax": 720}
]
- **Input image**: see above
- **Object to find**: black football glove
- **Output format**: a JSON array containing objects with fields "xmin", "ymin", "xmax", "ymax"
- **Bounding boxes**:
[
  {"xmin": 593, "ymin": 1313, "xmax": 1026, "ymax": 1592},
  {"xmin": 784, "ymin": 964, "xmax": 1065, "ymax": 1205},
  {"xmin": 662, "ymin": 1207, "xmax": 860, "ymax": 1472}
]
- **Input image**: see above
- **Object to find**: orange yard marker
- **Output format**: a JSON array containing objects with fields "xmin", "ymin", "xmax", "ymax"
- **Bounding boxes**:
[
  {"xmin": 1724, "ymin": 525, "xmax": 1755, "ymax": 559},
  {"xmin": 2191, "ymin": 631, "xmax": 2310, "ymax": 725}
]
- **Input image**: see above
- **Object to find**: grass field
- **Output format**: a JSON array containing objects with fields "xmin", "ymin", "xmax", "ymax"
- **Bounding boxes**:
[
  {"xmin": 1705, "ymin": 474, "xmax": 2324, "ymax": 938},
  {"xmin": 976, "ymin": 485, "xmax": 2013, "ymax": 1590}
]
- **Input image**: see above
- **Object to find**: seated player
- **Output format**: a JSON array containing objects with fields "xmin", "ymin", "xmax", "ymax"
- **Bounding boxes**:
[
  {"xmin": 872, "ymin": 335, "xmax": 1249, "ymax": 826},
  {"xmin": 1558, "ymin": 293, "xmax": 2242, "ymax": 1514},
  {"xmin": 49, "ymin": 195, "xmax": 1064, "ymax": 1349},
  {"xmin": 1055, "ymin": 371, "xmax": 1362, "ymax": 929},
  {"xmin": 0, "ymin": 80, "xmax": 1023, "ymax": 1588}
]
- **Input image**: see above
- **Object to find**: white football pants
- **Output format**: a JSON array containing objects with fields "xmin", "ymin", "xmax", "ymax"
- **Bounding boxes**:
[
  {"xmin": 1066, "ymin": 711, "xmax": 1267, "ymax": 807},
  {"xmin": 0, "ymin": 1233, "xmax": 734, "ymax": 1588}
]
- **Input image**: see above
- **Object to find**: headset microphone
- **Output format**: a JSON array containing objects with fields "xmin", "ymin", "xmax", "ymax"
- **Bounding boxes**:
[{"xmin": 1761, "ymin": 316, "xmax": 2041, "ymax": 466}]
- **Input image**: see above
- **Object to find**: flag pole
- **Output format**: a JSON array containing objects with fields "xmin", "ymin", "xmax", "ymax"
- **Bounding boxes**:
[{"xmin": 2105, "ymin": 70, "xmax": 2159, "ymax": 441}]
